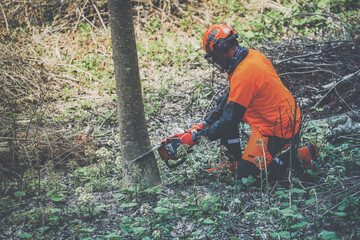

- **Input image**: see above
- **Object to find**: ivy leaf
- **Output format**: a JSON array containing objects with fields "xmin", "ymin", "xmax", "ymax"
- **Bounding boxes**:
[
  {"xmin": 133, "ymin": 227, "xmax": 147, "ymax": 233},
  {"xmin": 334, "ymin": 212, "xmax": 347, "ymax": 216},
  {"xmin": 18, "ymin": 232, "xmax": 32, "ymax": 239},
  {"xmin": 280, "ymin": 207, "xmax": 294, "ymax": 216},
  {"xmin": 146, "ymin": 186, "xmax": 162, "ymax": 195},
  {"xmin": 103, "ymin": 232, "xmax": 122, "ymax": 240},
  {"xmin": 46, "ymin": 189, "xmax": 55, "ymax": 197},
  {"xmin": 192, "ymin": 230, "xmax": 202, "ymax": 236},
  {"xmin": 80, "ymin": 228, "xmax": 96, "ymax": 233},
  {"xmin": 290, "ymin": 221, "xmax": 308, "ymax": 229},
  {"xmin": 319, "ymin": 230, "xmax": 339, "ymax": 240},
  {"xmin": 121, "ymin": 202, "xmax": 137, "ymax": 208},
  {"xmin": 37, "ymin": 226, "xmax": 49, "ymax": 232},
  {"xmin": 306, "ymin": 199, "xmax": 315, "ymax": 205},
  {"xmin": 50, "ymin": 193, "xmax": 67, "ymax": 202},
  {"xmin": 113, "ymin": 193, "xmax": 125, "ymax": 199},
  {"xmin": 292, "ymin": 188, "xmax": 306, "ymax": 194},
  {"xmin": 77, "ymin": 166, "xmax": 88, "ymax": 173},
  {"xmin": 14, "ymin": 191, "xmax": 26, "ymax": 197},
  {"xmin": 203, "ymin": 218, "xmax": 215, "ymax": 224},
  {"xmin": 270, "ymin": 231, "xmax": 292, "ymax": 238},
  {"xmin": 121, "ymin": 226, "xmax": 129, "ymax": 235},
  {"xmin": 153, "ymin": 207, "xmax": 170, "ymax": 214},
  {"xmin": 169, "ymin": 199, "xmax": 179, "ymax": 204},
  {"xmin": 242, "ymin": 175, "xmax": 256, "ymax": 185}
]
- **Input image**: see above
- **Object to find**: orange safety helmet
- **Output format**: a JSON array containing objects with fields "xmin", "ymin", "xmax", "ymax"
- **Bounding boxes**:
[{"xmin": 203, "ymin": 24, "xmax": 238, "ymax": 58}]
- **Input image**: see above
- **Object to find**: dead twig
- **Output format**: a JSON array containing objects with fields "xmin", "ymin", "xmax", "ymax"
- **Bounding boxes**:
[
  {"xmin": 0, "ymin": 3, "xmax": 9, "ymax": 33},
  {"xmin": 334, "ymin": 88, "xmax": 360, "ymax": 118},
  {"xmin": 313, "ymin": 70, "xmax": 360, "ymax": 110},
  {"xmin": 93, "ymin": 3, "xmax": 107, "ymax": 31}
]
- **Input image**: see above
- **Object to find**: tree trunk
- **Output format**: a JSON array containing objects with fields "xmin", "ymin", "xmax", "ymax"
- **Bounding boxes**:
[{"xmin": 108, "ymin": 0, "xmax": 161, "ymax": 187}]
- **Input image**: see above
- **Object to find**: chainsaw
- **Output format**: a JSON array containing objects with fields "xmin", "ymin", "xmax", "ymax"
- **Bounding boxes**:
[{"xmin": 125, "ymin": 136, "xmax": 187, "ymax": 169}]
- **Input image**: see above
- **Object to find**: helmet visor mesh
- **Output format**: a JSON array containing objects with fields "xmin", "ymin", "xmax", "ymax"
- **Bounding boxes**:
[{"xmin": 204, "ymin": 53, "xmax": 226, "ymax": 72}]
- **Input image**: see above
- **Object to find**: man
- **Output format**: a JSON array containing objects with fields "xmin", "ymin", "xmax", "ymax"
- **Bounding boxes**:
[{"xmin": 165, "ymin": 24, "xmax": 317, "ymax": 181}]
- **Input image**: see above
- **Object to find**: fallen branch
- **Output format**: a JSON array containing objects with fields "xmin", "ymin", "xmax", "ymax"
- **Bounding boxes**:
[{"xmin": 313, "ymin": 70, "xmax": 360, "ymax": 109}]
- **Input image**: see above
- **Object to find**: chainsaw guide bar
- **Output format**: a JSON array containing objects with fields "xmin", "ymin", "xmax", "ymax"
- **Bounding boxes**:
[{"xmin": 125, "ymin": 137, "xmax": 186, "ymax": 169}]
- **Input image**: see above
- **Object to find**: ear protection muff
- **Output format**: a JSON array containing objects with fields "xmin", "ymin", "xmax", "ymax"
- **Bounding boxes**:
[{"xmin": 213, "ymin": 33, "xmax": 239, "ymax": 54}]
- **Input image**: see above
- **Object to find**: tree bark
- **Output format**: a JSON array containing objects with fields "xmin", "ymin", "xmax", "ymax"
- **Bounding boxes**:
[{"xmin": 108, "ymin": 0, "xmax": 161, "ymax": 187}]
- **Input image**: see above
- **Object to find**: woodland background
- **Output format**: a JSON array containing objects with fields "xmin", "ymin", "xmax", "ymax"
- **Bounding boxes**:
[{"xmin": 0, "ymin": 0, "xmax": 359, "ymax": 239}]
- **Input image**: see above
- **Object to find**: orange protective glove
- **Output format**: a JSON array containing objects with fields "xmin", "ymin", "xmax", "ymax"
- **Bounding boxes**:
[
  {"xmin": 187, "ymin": 122, "xmax": 207, "ymax": 133},
  {"xmin": 177, "ymin": 132, "xmax": 196, "ymax": 147},
  {"xmin": 161, "ymin": 132, "xmax": 196, "ymax": 148}
]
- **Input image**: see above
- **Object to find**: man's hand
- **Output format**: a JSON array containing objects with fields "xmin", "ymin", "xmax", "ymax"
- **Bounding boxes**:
[
  {"xmin": 177, "ymin": 132, "xmax": 196, "ymax": 147},
  {"xmin": 161, "ymin": 132, "xmax": 196, "ymax": 147},
  {"xmin": 187, "ymin": 122, "xmax": 207, "ymax": 133}
]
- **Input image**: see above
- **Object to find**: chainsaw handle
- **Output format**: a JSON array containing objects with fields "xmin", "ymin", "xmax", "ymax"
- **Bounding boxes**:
[{"xmin": 165, "ymin": 157, "xmax": 186, "ymax": 169}]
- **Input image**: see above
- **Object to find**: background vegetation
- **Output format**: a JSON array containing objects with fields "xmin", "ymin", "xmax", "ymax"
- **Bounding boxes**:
[{"xmin": 0, "ymin": 0, "xmax": 359, "ymax": 239}]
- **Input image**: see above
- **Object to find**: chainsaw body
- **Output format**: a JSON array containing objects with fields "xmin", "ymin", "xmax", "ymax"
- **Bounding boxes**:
[{"xmin": 157, "ymin": 137, "xmax": 186, "ymax": 169}]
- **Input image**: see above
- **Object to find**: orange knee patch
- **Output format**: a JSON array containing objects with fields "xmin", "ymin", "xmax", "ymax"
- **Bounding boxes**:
[{"xmin": 242, "ymin": 129, "xmax": 275, "ymax": 169}]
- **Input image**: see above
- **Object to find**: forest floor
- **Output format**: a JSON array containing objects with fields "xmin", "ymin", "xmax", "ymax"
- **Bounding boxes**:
[{"xmin": 1, "ymin": 1, "xmax": 360, "ymax": 239}]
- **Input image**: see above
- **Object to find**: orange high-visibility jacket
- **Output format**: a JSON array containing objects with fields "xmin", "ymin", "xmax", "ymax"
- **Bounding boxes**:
[
  {"xmin": 200, "ymin": 49, "xmax": 301, "ymax": 140},
  {"xmin": 228, "ymin": 49, "xmax": 301, "ymax": 138}
]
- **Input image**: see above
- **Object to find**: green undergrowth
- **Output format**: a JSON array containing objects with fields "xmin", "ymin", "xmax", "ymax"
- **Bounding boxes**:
[
  {"xmin": 2, "ymin": 121, "xmax": 359, "ymax": 239},
  {"xmin": 1, "ymin": 0, "xmax": 360, "ymax": 239}
]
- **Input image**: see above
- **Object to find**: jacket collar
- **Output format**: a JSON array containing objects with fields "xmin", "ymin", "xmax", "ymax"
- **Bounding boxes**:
[{"xmin": 227, "ymin": 46, "xmax": 249, "ymax": 75}]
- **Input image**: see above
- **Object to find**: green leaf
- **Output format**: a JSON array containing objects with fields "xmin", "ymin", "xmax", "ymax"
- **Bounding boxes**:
[
  {"xmin": 51, "ymin": 194, "xmax": 67, "ymax": 202},
  {"xmin": 192, "ymin": 230, "xmax": 202, "ymax": 236},
  {"xmin": 81, "ymin": 228, "xmax": 97, "ymax": 233},
  {"xmin": 219, "ymin": 210, "xmax": 229, "ymax": 215},
  {"xmin": 14, "ymin": 191, "xmax": 26, "ymax": 197},
  {"xmin": 187, "ymin": 205, "xmax": 199, "ymax": 211},
  {"xmin": 319, "ymin": 230, "xmax": 339, "ymax": 240},
  {"xmin": 121, "ymin": 202, "xmax": 137, "ymax": 208},
  {"xmin": 203, "ymin": 218, "xmax": 215, "ymax": 224},
  {"xmin": 275, "ymin": 190, "xmax": 285, "ymax": 195},
  {"xmin": 113, "ymin": 193, "xmax": 125, "ymax": 199},
  {"xmin": 50, "ymin": 208, "xmax": 61, "ymax": 213},
  {"xmin": 121, "ymin": 187, "xmax": 135, "ymax": 193},
  {"xmin": 280, "ymin": 207, "xmax": 294, "ymax": 216},
  {"xmin": 242, "ymin": 175, "xmax": 256, "ymax": 185},
  {"xmin": 290, "ymin": 221, "xmax": 308, "ymax": 229},
  {"xmin": 306, "ymin": 198, "xmax": 315, "ymax": 205},
  {"xmin": 133, "ymin": 227, "xmax": 147, "ymax": 233},
  {"xmin": 103, "ymin": 232, "xmax": 122, "ymax": 240},
  {"xmin": 153, "ymin": 207, "xmax": 170, "ymax": 214},
  {"xmin": 18, "ymin": 232, "xmax": 32, "ymax": 239},
  {"xmin": 49, "ymin": 216, "xmax": 59, "ymax": 222},
  {"xmin": 121, "ymin": 225, "xmax": 129, "ymax": 235},
  {"xmin": 122, "ymin": 216, "xmax": 132, "ymax": 224},
  {"xmin": 37, "ymin": 226, "xmax": 49, "ymax": 232},
  {"xmin": 157, "ymin": 198, "xmax": 170, "ymax": 207},
  {"xmin": 334, "ymin": 212, "xmax": 347, "ymax": 216},
  {"xmin": 78, "ymin": 166, "xmax": 88, "ymax": 173},
  {"xmin": 293, "ymin": 213, "xmax": 304, "ymax": 219},
  {"xmin": 95, "ymin": 205, "xmax": 111, "ymax": 211},
  {"xmin": 292, "ymin": 188, "xmax": 306, "ymax": 194},
  {"xmin": 146, "ymin": 186, "xmax": 162, "ymax": 195},
  {"xmin": 46, "ymin": 189, "xmax": 55, "ymax": 197},
  {"xmin": 270, "ymin": 231, "xmax": 292, "ymax": 238},
  {"xmin": 169, "ymin": 199, "xmax": 179, "ymax": 204}
]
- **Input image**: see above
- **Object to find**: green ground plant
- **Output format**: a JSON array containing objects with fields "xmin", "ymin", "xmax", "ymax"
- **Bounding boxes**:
[{"xmin": 1, "ymin": 0, "xmax": 360, "ymax": 239}]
